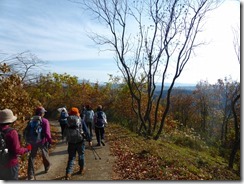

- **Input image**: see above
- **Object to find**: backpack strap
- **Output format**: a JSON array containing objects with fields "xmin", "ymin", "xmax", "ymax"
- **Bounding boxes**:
[
  {"xmin": 1, "ymin": 127, "xmax": 14, "ymax": 135},
  {"xmin": 0, "ymin": 127, "xmax": 14, "ymax": 150}
]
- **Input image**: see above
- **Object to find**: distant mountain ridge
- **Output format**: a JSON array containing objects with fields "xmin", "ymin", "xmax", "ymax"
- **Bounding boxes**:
[{"xmin": 78, "ymin": 79, "xmax": 196, "ymax": 95}]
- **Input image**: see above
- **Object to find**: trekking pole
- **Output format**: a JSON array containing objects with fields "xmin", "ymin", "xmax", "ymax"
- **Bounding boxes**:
[
  {"xmin": 90, "ymin": 146, "xmax": 101, "ymax": 160},
  {"xmin": 91, "ymin": 147, "xmax": 97, "ymax": 160}
]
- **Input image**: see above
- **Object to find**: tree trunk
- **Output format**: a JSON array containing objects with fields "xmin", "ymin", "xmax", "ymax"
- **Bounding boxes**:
[
  {"xmin": 228, "ymin": 94, "xmax": 240, "ymax": 169},
  {"xmin": 228, "ymin": 138, "xmax": 240, "ymax": 169}
]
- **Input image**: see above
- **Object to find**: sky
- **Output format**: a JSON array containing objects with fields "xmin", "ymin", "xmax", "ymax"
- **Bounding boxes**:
[{"xmin": 0, "ymin": 0, "xmax": 240, "ymax": 85}]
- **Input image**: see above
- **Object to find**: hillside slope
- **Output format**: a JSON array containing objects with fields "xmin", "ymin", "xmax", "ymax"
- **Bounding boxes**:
[{"xmin": 107, "ymin": 123, "xmax": 240, "ymax": 180}]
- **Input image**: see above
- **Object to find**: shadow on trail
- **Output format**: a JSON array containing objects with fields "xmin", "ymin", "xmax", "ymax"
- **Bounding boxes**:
[
  {"xmin": 35, "ymin": 171, "xmax": 46, "ymax": 177},
  {"xmin": 53, "ymin": 171, "xmax": 81, "ymax": 180},
  {"xmin": 50, "ymin": 150, "xmax": 67, "ymax": 156}
]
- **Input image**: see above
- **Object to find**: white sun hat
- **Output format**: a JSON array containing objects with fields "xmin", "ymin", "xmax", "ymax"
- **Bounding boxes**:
[{"xmin": 0, "ymin": 109, "xmax": 17, "ymax": 124}]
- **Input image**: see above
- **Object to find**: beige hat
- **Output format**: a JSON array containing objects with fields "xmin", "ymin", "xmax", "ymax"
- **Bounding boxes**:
[{"xmin": 0, "ymin": 109, "xmax": 17, "ymax": 124}]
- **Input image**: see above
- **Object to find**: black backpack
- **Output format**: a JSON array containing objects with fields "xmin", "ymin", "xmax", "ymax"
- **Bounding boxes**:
[
  {"xmin": 65, "ymin": 115, "xmax": 84, "ymax": 143},
  {"xmin": 0, "ymin": 128, "xmax": 13, "ymax": 165},
  {"xmin": 95, "ymin": 111, "xmax": 105, "ymax": 128},
  {"xmin": 24, "ymin": 116, "xmax": 44, "ymax": 144}
]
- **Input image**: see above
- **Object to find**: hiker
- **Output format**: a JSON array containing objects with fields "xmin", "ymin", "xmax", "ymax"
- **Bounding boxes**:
[
  {"xmin": 94, "ymin": 105, "xmax": 107, "ymax": 146},
  {"xmin": 80, "ymin": 105, "xmax": 86, "ymax": 121},
  {"xmin": 65, "ymin": 107, "xmax": 92, "ymax": 180},
  {"xmin": 24, "ymin": 106, "xmax": 52, "ymax": 180},
  {"xmin": 58, "ymin": 108, "xmax": 68, "ymax": 140},
  {"xmin": 0, "ymin": 109, "xmax": 32, "ymax": 180},
  {"xmin": 84, "ymin": 105, "xmax": 94, "ymax": 139}
]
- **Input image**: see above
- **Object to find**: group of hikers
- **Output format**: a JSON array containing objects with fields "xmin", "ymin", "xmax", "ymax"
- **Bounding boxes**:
[{"xmin": 0, "ymin": 104, "xmax": 107, "ymax": 180}]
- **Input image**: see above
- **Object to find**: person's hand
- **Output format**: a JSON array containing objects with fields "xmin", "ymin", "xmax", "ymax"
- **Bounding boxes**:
[
  {"xmin": 89, "ymin": 141, "xmax": 92, "ymax": 147},
  {"xmin": 26, "ymin": 144, "xmax": 32, "ymax": 152}
]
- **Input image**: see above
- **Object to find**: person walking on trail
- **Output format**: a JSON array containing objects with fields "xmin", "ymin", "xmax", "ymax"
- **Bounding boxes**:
[
  {"xmin": 58, "ymin": 108, "xmax": 68, "ymax": 140},
  {"xmin": 94, "ymin": 105, "xmax": 107, "ymax": 146},
  {"xmin": 65, "ymin": 107, "xmax": 92, "ymax": 180},
  {"xmin": 24, "ymin": 106, "xmax": 52, "ymax": 180},
  {"xmin": 80, "ymin": 105, "xmax": 86, "ymax": 121},
  {"xmin": 84, "ymin": 105, "xmax": 94, "ymax": 139},
  {"xmin": 0, "ymin": 109, "xmax": 32, "ymax": 180}
]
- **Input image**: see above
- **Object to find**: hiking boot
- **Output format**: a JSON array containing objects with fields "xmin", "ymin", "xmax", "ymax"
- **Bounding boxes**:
[
  {"xmin": 78, "ymin": 167, "xmax": 86, "ymax": 175},
  {"xmin": 28, "ymin": 176, "xmax": 34, "ymax": 180},
  {"xmin": 45, "ymin": 165, "xmax": 51, "ymax": 173},
  {"xmin": 96, "ymin": 143, "xmax": 101, "ymax": 146},
  {"xmin": 65, "ymin": 173, "xmax": 71, "ymax": 180}
]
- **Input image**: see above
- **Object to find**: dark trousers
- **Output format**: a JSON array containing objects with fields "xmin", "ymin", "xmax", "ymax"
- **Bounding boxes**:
[
  {"xmin": 60, "ymin": 123, "xmax": 67, "ymax": 139},
  {"xmin": 28, "ymin": 143, "xmax": 51, "ymax": 179},
  {"xmin": 66, "ymin": 141, "xmax": 85, "ymax": 174},
  {"xmin": 85, "ymin": 121, "xmax": 93, "ymax": 139},
  {"xmin": 95, "ymin": 127, "xmax": 105, "ymax": 145},
  {"xmin": 0, "ymin": 164, "xmax": 19, "ymax": 180}
]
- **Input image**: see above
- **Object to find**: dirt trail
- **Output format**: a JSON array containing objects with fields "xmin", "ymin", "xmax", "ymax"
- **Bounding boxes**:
[{"xmin": 33, "ymin": 121, "xmax": 116, "ymax": 181}]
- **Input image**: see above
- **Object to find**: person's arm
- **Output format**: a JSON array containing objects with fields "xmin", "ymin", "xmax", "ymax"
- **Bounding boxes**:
[
  {"xmin": 93, "ymin": 112, "xmax": 97, "ymax": 124},
  {"xmin": 91, "ymin": 110, "xmax": 95, "ymax": 127},
  {"xmin": 103, "ymin": 112, "xmax": 107, "ymax": 124},
  {"xmin": 91, "ymin": 110, "xmax": 94, "ymax": 119},
  {"xmin": 6, "ymin": 129, "xmax": 29, "ymax": 155},
  {"xmin": 42, "ymin": 119, "xmax": 52, "ymax": 144},
  {"xmin": 82, "ymin": 121, "xmax": 90, "ymax": 140},
  {"xmin": 82, "ymin": 121, "xmax": 92, "ymax": 146}
]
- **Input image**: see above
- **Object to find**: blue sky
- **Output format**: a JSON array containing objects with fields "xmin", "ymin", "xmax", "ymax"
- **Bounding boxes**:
[{"xmin": 0, "ymin": 0, "xmax": 240, "ymax": 85}]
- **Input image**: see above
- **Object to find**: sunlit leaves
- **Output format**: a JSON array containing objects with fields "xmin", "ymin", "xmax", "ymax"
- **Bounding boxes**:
[{"xmin": 107, "ymin": 123, "xmax": 239, "ymax": 180}]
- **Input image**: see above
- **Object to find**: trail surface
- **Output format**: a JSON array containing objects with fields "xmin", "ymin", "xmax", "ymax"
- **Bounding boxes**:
[{"xmin": 34, "ymin": 121, "xmax": 116, "ymax": 181}]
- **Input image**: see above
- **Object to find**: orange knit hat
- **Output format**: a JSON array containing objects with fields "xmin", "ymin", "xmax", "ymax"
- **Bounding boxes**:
[{"xmin": 69, "ymin": 107, "xmax": 80, "ymax": 116}]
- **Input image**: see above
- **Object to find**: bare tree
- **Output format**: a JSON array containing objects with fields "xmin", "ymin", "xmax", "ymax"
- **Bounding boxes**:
[
  {"xmin": 0, "ymin": 51, "xmax": 47, "ymax": 83},
  {"xmin": 78, "ymin": 0, "xmax": 223, "ymax": 139},
  {"xmin": 232, "ymin": 25, "xmax": 240, "ymax": 63},
  {"xmin": 228, "ymin": 21, "xmax": 240, "ymax": 170},
  {"xmin": 228, "ymin": 81, "xmax": 240, "ymax": 169}
]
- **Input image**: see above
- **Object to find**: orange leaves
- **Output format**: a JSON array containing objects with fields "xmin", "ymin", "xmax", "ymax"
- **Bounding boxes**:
[
  {"xmin": 113, "ymin": 148, "xmax": 161, "ymax": 180},
  {"xmin": 108, "ymin": 126, "xmax": 162, "ymax": 180},
  {"xmin": 0, "ymin": 63, "xmax": 38, "ymax": 129},
  {"xmin": 107, "ymin": 123, "xmax": 240, "ymax": 180}
]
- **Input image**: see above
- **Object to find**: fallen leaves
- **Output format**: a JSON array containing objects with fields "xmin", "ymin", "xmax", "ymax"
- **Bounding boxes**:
[{"xmin": 107, "ymin": 123, "xmax": 240, "ymax": 180}]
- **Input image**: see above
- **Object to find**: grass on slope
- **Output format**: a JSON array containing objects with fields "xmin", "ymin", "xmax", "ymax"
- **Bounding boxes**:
[{"xmin": 106, "ymin": 123, "xmax": 240, "ymax": 180}]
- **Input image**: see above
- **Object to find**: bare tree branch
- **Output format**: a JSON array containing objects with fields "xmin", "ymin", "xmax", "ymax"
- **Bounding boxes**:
[
  {"xmin": 74, "ymin": 0, "xmax": 224, "ymax": 139},
  {"xmin": 0, "ymin": 51, "xmax": 47, "ymax": 83}
]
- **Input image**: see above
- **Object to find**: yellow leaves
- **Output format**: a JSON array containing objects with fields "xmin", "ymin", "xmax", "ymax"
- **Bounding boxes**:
[{"xmin": 0, "ymin": 63, "xmax": 39, "ymax": 130}]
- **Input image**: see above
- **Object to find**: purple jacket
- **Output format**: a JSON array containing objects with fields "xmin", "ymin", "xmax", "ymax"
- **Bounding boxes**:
[
  {"xmin": 0, "ymin": 125, "xmax": 28, "ymax": 168},
  {"xmin": 40, "ymin": 117, "xmax": 52, "ymax": 145}
]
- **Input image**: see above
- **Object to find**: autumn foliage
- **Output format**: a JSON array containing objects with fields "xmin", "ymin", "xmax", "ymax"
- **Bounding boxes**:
[
  {"xmin": 107, "ymin": 124, "xmax": 240, "ymax": 180},
  {"xmin": 0, "ymin": 62, "xmax": 240, "ymax": 179}
]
